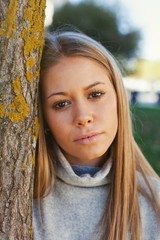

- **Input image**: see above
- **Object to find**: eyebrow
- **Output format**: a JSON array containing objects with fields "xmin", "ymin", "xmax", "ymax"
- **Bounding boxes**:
[
  {"xmin": 84, "ymin": 81, "xmax": 105, "ymax": 90},
  {"xmin": 47, "ymin": 81, "xmax": 105, "ymax": 99}
]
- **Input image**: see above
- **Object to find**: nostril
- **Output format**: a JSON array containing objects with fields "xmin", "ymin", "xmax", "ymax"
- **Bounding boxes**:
[{"xmin": 77, "ymin": 118, "xmax": 92, "ymax": 126}]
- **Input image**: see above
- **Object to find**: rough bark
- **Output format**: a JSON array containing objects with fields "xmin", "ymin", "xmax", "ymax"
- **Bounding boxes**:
[{"xmin": 0, "ymin": 0, "xmax": 46, "ymax": 239}]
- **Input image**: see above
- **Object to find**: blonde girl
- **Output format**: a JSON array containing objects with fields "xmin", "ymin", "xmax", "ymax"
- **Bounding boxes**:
[{"xmin": 33, "ymin": 30, "xmax": 160, "ymax": 240}]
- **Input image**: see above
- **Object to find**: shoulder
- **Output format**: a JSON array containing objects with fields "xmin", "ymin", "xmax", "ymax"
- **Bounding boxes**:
[
  {"xmin": 137, "ymin": 171, "xmax": 160, "ymax": 198},
  {"xmin": 137, "ymin": 172, "xmax": 160, "ymax": 239}
]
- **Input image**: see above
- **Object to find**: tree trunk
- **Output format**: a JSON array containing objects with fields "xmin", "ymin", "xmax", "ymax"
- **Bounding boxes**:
[{"xmin": 0, "ymin": 0, "xmax": 46, "ymax": 239}]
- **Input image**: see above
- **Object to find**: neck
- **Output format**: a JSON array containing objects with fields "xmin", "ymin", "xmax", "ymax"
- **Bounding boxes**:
[{"xmin": 61, "ymin": 149, "xmax": 111, "ymax": 167}]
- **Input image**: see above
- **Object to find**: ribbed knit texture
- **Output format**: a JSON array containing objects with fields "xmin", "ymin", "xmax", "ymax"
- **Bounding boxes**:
[{"xmin": 33, "ymin": 148, "xmax": 160, "ymax": 240}]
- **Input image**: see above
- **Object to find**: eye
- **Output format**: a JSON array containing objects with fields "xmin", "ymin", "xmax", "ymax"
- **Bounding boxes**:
[
  {"xmin": 88, "ymin": 90, "xmax": 105, "ymax": 99},
  {"xmin": 52, "ymin": 100, "xmax": 71, "ymax": 110}
]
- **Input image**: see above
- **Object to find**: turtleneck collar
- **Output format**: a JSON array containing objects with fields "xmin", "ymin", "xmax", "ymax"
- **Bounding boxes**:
[{"xmin": 55, "ymin": 147, "xmax": 112, "ymax": 187}]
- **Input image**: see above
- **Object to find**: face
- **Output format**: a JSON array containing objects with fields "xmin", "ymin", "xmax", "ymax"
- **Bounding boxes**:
[{"xmin": 42, "ymin": 56, "xmax": 118, "ymax": 166}]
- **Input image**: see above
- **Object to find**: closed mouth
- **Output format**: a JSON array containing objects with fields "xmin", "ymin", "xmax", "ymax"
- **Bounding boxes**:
[
  {"xmin": 74, "ymin": 132, "xmax": 102, "ymax": 144},
  {"xmin": 74, "ymin": 132, "xmax": 100, "ymax": 141}
]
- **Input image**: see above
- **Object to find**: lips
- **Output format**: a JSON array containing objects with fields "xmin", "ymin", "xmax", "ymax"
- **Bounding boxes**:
[{"xmin": 74, "ymin": 132, "xmax": 102, "ymax": 145}]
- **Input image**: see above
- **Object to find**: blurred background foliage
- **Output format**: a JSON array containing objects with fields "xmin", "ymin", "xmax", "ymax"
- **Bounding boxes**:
[
  {"xmin": 48, "ymin": 2, "xmax": 141, "ymax": 62},
  {"xmin": 132, "ymin": 106, "xmax": 160, "ymax": 175}
]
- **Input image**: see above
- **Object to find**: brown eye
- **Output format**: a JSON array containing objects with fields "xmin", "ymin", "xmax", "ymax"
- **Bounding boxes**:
[
  {"xmin": 88, "ymin": 91, "xmax": 105, "ymax": 99},
  {"xmin": 53, "ymin": 100, "xmax": 71, "ymax": 110}
]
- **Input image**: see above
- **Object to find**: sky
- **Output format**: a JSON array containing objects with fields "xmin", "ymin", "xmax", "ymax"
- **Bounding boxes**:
[
  {"xmin": 45, "ymin": 0, "xmax": 160, "ymax": 60},
  {"xmin": 119, "ymin": 0, "xmax": 160, "ymax": 61}
]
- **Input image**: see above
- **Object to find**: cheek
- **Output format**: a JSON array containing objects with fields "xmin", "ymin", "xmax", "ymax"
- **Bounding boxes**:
[
  {"xmin": 102, "ymin": 96, "xmax": 117, "ymax": 116},
  {"xmin": 44, "ymin": 110, "xmax": 69, "ymax": 138},
  {"xmin": 44, "ymin": 109, "xmax": 57, "ymax": 130},
  {"xmin": 103, "ymin": 100, "xmax": 118, "ymax": 132}
]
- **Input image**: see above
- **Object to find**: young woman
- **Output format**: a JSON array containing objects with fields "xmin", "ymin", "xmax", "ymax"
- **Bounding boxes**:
[{"xmin": 33, "ymin": 30, "xmax": 160, "ymax": 240}]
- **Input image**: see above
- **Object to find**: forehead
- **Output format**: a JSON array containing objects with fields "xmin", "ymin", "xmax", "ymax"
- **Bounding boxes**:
[
  {"xmin": 41, "ymin": 56, "xmax": 116, "ymax": 100},
  {"xmin": 43, "ymin": 55, "xmax": 111, "ymax": 81}
]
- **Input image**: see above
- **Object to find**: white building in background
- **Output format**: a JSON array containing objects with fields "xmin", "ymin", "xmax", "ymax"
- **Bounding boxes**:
[
  {"xmin": 123, "ymin": 77, "xmax": 160, "ymax": 105},
  {"xmin": 45, "ymin": 0, "xmax": 69, "ymax": 26}
]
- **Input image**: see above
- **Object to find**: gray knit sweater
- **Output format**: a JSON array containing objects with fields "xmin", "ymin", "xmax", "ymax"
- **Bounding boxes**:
[{"xmin": 33, "ymin": 149, "xmax": 160, "ymax": 240}]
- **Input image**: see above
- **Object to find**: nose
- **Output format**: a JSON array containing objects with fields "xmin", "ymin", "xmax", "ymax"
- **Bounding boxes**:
[
  {"xmin": 76, "ymin": 117, "xmax": 93, "ymax": 127},
  {"xmin": 74, "ymin": 103, "xmax": 93, "ymax": 127}
]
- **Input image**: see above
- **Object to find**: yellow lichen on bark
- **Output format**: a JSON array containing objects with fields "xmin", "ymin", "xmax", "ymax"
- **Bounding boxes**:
[
  {"xmin": 22, "ymin": 0, "xmax": 46, "ymax": 56},
  {"xmin": 0, "ymin": 103, "xmax": 5, "ymax": 120},
  {"xmin": 26, "ymin": 57, "xmax": 35, "ymax": 68},
  {"xmin": 7, "ymin": 95, "xmax": 30, "ymax": 122},
  {"xmin": 27, "ymin": 71, "xmax": 34, "ymax": 82},
  {"xmin": 22, "ymin": 0, "xmax": 46, "ymax": 84},
  {"xmin": 0, "ymin": 0, "xmax": 18, "ymax": 38},
  {"xmin": 13, "ymin": 77, "xmax": 21, "ymax": 94},
  {"xmin": 23, "ymin": 8, "xmax": 33, "ymax": 23},
  {"xmin": 26, "ymin": 57, "xmax": 35, "ymax": 82},
  {"xmin": 36, "ymin": 70, "xmax": 40, "ymax": 77}
]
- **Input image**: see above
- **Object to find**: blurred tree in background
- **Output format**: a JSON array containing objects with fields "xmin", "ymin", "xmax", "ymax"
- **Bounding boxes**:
[{"xmin": 48, "ymin": 2, "xmax": 140, "ymax": 61}]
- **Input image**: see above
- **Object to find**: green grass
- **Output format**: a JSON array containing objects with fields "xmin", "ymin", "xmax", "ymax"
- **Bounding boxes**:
[{"xmin": 131, "ymin": 105, "xmax": 160, "ymax": 176}]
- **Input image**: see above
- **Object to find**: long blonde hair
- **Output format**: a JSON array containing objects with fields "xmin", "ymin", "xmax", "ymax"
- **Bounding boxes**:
[{"xmin": 34, "ymin": 29, "xmax": 160, "ymax": 240}]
